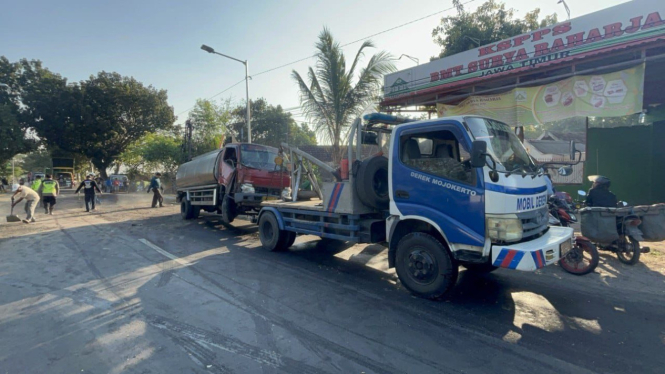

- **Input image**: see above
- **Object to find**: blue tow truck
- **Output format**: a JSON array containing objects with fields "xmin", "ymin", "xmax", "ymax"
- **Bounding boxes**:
[{"xmin": 257, "ymin": 113, "xmax": 574, "ymax": 298}]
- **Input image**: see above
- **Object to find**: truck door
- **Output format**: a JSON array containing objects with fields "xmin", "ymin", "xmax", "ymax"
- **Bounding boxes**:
[
  {"xmin": 218, "ymin": 146, "xmax": 238, "ymax": 188},
  {"xmin": 391, "ymin": 122, "xmax": 486, "ymax": 247}
]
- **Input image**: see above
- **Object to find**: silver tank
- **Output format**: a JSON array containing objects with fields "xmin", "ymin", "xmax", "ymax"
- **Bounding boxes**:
[{"xmin": 176, "ymin": 149, "xmax": 223, "ymax": 189}]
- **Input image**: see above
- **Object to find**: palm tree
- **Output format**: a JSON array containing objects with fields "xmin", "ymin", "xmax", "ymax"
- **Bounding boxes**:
[{"xmin": 292, "ymin": 28, "xmax": 395, "ymax": 164}]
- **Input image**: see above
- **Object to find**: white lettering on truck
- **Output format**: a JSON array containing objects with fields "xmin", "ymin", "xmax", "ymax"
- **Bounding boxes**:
[{"xmin": 409, "ymin": 171, "xmax": 477, "ymax": 196}]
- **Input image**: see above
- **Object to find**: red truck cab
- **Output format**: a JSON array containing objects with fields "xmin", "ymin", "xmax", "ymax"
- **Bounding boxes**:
[{"xmin": 217, "ymin": 143, "xmax": 290, "ymax": 219}]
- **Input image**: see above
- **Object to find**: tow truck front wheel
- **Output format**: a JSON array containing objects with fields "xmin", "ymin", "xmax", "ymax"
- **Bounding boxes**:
[{"xmin": 395, "ymin": 233, "xmax": 458, "ymax": 299}]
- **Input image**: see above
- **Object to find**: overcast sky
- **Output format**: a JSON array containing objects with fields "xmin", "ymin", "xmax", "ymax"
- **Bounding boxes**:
[{"xmin": 1, "ymin": 0, "xmax": 628, "ymax": 126}]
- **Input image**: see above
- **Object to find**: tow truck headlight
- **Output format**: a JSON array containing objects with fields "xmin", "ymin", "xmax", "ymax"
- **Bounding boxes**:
[
  {"xmin": 486, "ymin": 215, "xmax": 523, "ymax": 242},
  {"xmin": 240, "ymin": 183, "xmax": 255, "ymax": 194}
]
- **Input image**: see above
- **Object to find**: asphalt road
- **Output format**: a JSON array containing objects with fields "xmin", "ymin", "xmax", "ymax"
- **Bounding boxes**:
[{"xmin": 0, "ymin": 192, "xmax": 663, "ymax": 374}]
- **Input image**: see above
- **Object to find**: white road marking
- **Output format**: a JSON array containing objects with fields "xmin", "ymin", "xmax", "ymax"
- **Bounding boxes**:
[{"xmin": 139, "ymin": 238, "xmax": 191, "ymax": 267}]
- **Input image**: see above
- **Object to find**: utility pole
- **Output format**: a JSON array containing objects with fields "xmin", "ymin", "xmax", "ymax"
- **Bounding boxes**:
[{"xmin": 185, "ymin": 120, "xmax": 194, "ymax": 161}]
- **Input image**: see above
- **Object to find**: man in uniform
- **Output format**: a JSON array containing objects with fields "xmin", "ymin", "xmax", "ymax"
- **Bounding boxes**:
[
  {"xmin": 31, "ymin": 175, "xmax": 43, "ymax": 195},
  {"xmin": 38, "ymin": 174, "xmax": 60, "ymax": 214},
  {"xmin": 75, "ymin": 174, "xmax": 102, "ymax": 212},
  {"xmin": 148, "ymin": 172, "xmax": 164, "ymax": 208},
  {"xmin": 12, "ymin": 179, "xmax": 40, "ymax": 223}
]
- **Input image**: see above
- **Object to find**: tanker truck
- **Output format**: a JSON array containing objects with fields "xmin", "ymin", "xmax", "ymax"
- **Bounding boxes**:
[{"xmin": 176, "ymin": 143, "xmax": 291, "ymax": 223}]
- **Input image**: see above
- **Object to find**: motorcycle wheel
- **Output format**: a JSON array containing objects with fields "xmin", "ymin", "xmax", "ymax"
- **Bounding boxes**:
[
  {"xmin": 616, "ymin": 236, "xmax": 641, "ymax": 265},
  {"xmin": 559, "ymin": 240, "xmax": 599, "ymax": 275}
]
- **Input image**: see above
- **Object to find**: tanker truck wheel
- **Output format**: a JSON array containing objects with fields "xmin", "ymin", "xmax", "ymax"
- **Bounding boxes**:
[
  {"xmin": 180, "ymin": 200, "xmax": 199, "ymax": 220},
  {"xmin": 355, "ymin": 155, "xmax": 389, "ymax": 210}
]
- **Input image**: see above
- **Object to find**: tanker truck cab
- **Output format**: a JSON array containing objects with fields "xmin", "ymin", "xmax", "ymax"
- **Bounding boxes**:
[
  {"xmin": 176, "ymin": 143, "xmax": 290, "ymax": 223},
  {"xmin": 387, "ymin": 115, "xmax": 574, "ymax": 297}
]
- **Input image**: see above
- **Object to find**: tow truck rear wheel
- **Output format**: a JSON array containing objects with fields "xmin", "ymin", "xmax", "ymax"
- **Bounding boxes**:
[
  {"xmin": 395, "ymin": 232, "xmax": 458, "ymax": 299},
  {"xmin": 259, "ymin": 212, "xmax": 289, "ymax": 252}
]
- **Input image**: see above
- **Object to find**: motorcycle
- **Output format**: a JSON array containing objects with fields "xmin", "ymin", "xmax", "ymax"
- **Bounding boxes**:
[
  {"xmin": 577, "ymin": 191, "xmax": 644, "ymax": 265},
  {"xmin": 548, "ymin": 194, "xmax": 599, "ymax": 275}
]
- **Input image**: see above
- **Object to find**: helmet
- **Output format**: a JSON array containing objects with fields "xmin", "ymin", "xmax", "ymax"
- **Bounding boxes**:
[{"xmin": 588, "ymin": 175, "xmax": 611, "ymax": 187}]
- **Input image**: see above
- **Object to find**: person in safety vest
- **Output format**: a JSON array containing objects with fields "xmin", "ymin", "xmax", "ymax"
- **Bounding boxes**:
[
  {"xmin": 38, "ymin": 174, "xmax": 60, "ymax": 215},
  {"xmin": 31, "ymin": 175, "xmax": 43, "ymax": 197},
  {"xmin": 75, "ymin": 174, "xmax": 102, "ymax": 212}
]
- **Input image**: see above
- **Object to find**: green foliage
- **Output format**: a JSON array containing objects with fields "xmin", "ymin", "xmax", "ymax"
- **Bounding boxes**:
[
  {"xmin": 188, "ymin": 98, "xmax": 232, "ymax": 156},
  {"xmin": 119, "ymin": 133, "xmax": 185, "ymax": 180},
  {"xmin": 231, "ymin": 98, "xmax": 318, "ymax": 148},
  {"xmin": 16, "ymin": 59, "xmax": 175, "ymax": 177},
  {"xmin": 432, "ymin": 0, "xmax": 558, "ymax": 59},
  {"xmin": 292, "ymin": 28, "xmax": 394, "ymax": 164},
  {"xmin": 0, "ymin": 57, "xmax": 36, "ymax": 165}
]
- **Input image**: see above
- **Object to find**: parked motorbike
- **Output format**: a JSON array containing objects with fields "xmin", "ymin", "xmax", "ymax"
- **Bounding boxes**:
[
  {"xmin": 548, "ymin": 195, "xmax": 599, "ymax": 275},
  {"xmin": 577, "ymin": 191, "xmax": 644, "ymax": 265}
]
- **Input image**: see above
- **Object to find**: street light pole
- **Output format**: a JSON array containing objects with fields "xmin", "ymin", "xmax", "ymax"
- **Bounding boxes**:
[{"xmin": 201, "ymin": 44, "xmax": 252, "ymax": 143}]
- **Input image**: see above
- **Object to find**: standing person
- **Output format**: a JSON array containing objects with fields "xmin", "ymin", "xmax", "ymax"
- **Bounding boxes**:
[
  {"xmin": 31, "ymin": 175, "xmax": 43, "ymax": 195},
  {"xmin": 148, "ymin": 172, "xmax": 164, "ymax": 208},
  {"xmin": 11, "ymin": 179, "xmax": 40, "ymax": 223},
  {"xmin": 105, "ymin": 178, "xmax": 111, "ymax": 193},
  {"xmin": 38, "ymin": 174, "xmax": 60, "ymax": 214},
  {"xmin": 112, "ymin": 178, "xmax": 119, "ymax": 193},
  {"xmin": 75, "ymin": 174, "xmax": 102, "ymax": 212},
  {"xmin": 0, "ymin": 177, "xmax": 7, "ymax": 193}
]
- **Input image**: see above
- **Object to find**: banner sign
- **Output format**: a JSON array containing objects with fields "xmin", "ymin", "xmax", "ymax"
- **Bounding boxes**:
[
  {"xmin": 384, "ymin": 0, "xmax": 665, "ymax": 101},
  {"xmin": 436, "ymin": 64, "xmax": 644, "ymax": 125}
]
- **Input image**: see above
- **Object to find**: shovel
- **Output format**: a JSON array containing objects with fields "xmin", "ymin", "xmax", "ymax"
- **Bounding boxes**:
[{"xmin": 6, "ymin": 198, "xmax": 21, "ymax": 222}]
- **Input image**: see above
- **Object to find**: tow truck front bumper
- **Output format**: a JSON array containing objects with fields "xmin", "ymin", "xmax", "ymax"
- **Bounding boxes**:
[{"xmin": 491, "ymin": 226, "xmax": 574, "ymax": 271}]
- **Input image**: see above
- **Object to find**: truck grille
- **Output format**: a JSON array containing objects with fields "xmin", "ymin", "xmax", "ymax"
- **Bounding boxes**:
[{"xmin": 518, "ymin": 207, "xmax": 549, "ymax": 240}]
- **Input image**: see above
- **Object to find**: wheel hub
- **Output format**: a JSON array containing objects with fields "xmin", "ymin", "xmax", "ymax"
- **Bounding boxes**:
[{"xmin": 407, "ymin": 249, "xmax": 437, "ymax": 284}]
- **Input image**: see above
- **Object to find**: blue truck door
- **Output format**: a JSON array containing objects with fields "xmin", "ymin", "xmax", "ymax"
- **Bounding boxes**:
[{"xmin": 392, "ymin": 121, "xmax": 485, "ymax": 247}]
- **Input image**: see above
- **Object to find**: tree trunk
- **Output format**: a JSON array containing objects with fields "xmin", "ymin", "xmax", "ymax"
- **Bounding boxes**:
[{"xmin": 92, "ymin": 158, "xmax": 110, "ymax": 179}]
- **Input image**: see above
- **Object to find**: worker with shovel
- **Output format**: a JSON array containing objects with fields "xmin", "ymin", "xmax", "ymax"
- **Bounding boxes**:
[{"xmin": 11, "ymin": 179, "xmax": 40, "ymax": 224}]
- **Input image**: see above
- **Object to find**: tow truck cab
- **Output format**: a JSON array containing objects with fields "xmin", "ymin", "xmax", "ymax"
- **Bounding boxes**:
[
  {"xmin": 256, "ymin": 113, "xmax": 574, "ymax": 298},
  {"xmin": 386, "ymin": 115, "xmax": 574, "ymax": 273}
]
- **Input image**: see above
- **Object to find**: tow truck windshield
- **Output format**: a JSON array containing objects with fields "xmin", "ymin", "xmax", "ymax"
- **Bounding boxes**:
[
  {"xmin": 465, "ymin": 117, "xmax": 536, "ymax": 173},
  {"xmin": 240, "ymin": 144, "xmax": 279, "ymax": 170}
]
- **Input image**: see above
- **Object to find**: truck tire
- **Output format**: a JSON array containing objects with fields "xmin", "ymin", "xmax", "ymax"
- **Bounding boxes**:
[
  {"xmin": 395, "ymin": 232, "xmax": 458, "ymax": 299},
  {"xmin": 285, "ymin": 231, "xmax": 297, "ymax": 248},
  {"xmin": 355, "ymin": 155, "xmax": 389, "ymax": 210},
  {"xmin": 180, "ymin": 200, "xmax": 199, "ymax": 220},
  {"xmin": 259, "ymin": 212, "xmax": 289, "ymax": 252},
  {"xmin": 221, "ymin": 195, "xmax": 235, "ymax": 223}
]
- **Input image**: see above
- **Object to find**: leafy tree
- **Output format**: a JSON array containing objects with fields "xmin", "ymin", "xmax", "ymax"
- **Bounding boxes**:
[
  {"xmin": 0, "ymin": 57, "xmax": 36, "ymax": 165},
  {"xmin": 231, "ymin": 98, "xmax": 318, "ymax": 148},
  {"xmin": 18, "ymin": 60, "xmax": 175, "ymax": 178},
  {"xmin": 432, "ymin": 0, "xmax": 558, "ymax": 59},
  {"xmin": 188, "ymin": 98, "xmax": 232, "ymax": 156},
  {"xmin": 292, "ymin": 28, "xmax": 394, "ymax": 164}
]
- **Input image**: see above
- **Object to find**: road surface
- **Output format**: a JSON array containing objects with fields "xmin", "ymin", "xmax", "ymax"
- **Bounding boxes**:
[{"xmin": 0, "ymin": 191, "xmax": 663, "ymax": 373}]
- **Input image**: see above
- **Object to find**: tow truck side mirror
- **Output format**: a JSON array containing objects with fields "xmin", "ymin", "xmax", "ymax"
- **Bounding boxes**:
[
  {"xmin": 470, "ymin": 141, "xmax": 487, "ymax": 168},
  {"xmin": 569, "ymin": 140, "xmax": 576, "ymax": 161}
]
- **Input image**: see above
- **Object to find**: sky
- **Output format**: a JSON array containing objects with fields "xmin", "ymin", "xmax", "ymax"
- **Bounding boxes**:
[{"xmin": 1, "ymin": 0, "xmax": 629, "ymax": 127}]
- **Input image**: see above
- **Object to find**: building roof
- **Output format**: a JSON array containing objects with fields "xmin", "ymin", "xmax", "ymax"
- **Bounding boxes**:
[{"xmin": 527, "ymin": 140, "xmax": 586, "ymax": 156}]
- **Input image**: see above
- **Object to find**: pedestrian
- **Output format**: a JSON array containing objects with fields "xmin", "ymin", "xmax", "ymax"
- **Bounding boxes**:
[
  {"xmin": 0, "ymin": 177, "xmax": 7, "ymax": 193},
  {"xmin": 113, "ymin": 178, "xmax": 119, "ymax": 193},
  {"xmin": 11, "ymin": 179, "xmax": 40, "ymax": 224},
  {"xmin": 75, "ymin": 174, "xmax": 102, "ymax": 212},
  {"xmin": 105, "ymin": 178, "xmax": 111, "ymax": 193},
  {"xmin": 31, "ymin": 175, "xmax": 43, "ymax": 194},
  {"xmin": 38, "ymin": 174, "xmax": 60, "ymax": 215},
  {"xmin": 148, "ymin": 172, "xmax": 164, "ymax": 208}
]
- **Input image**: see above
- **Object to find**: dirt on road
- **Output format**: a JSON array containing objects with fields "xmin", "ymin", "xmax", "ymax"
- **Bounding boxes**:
[{"xmin": 0, "ymin": 191, "xmax": 664, "ymax": 373}]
